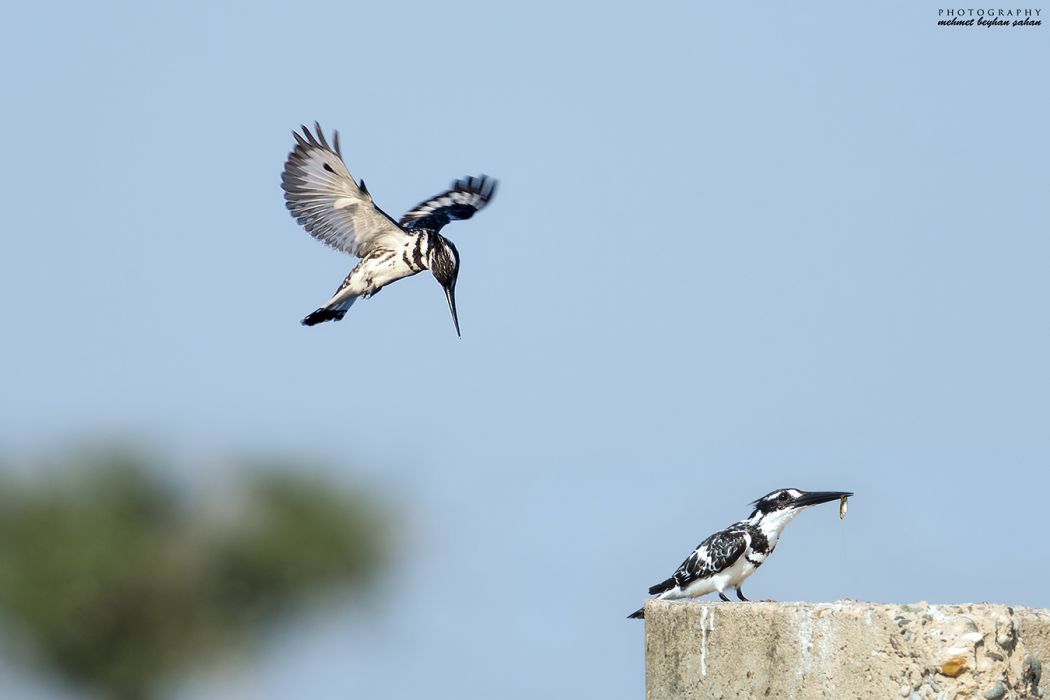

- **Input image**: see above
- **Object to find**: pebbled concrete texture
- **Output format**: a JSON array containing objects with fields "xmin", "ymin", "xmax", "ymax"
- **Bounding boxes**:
[{"xmin": 644, "ymin": 600, "xmax": 1050, "ymax": 699}]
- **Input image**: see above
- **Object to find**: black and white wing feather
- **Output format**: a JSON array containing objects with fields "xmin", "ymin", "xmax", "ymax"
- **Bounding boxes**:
[
  {"xmin": 282, "ymin": 123, "xmax": 408, "ymax": 258},
  {"xmin": 399, "ymin": 175, "xmax": 497, "ymax": 232},
  {"xmin": 649, "ymin": 528, "xmax": 748, "ymax": 595}
]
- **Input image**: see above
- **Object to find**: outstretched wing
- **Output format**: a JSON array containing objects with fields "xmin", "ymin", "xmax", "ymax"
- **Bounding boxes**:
[
  {"xmin": 399, "ymin": 175, "xmax": 497, "ymax": 232},
  {"xmin": 282, "ymin": 123, "xmax": 409, "ymax": 258},
  {"xmin": 653, "ymin": 528, "xmax": 747, "ymax": 594}
]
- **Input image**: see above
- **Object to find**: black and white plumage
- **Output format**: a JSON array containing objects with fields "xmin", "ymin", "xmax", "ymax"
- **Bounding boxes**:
[
  {"xmin": 627, "ymin": 488, "xmax": 852, "ymax": 619},
  {"xmin": 281, "ymin": 123, "xmax": 497, "ymax": 335}
]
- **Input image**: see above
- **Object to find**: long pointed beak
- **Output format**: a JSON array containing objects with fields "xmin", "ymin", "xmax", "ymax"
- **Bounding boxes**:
[
  {"xmin": 794, "ymin": 490, "xmax": 853, "ymax": 507},
  {"xmin": 443, "ymin": 284, "xmax": 460, "ymax": 338}
]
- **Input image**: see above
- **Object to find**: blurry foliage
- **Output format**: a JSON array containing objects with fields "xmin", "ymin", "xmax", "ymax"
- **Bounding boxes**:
[{"xmin": 0, "ymin": 450, "xmax": 389, "ymax": 700}]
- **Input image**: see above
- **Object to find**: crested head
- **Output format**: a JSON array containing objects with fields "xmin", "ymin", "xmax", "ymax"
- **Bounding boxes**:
[
  {"xmin": 429, "ymin": 235, "xmax": 460, "ymax": 287},
  {"xmin": 427, "ymin": 235, "xmax": 462, "ymax": 336},
  {"xmin": 746, "ymin": 487, "xmax": 853, "ymax": 538},
  {"xmin": 749, "ymin": 488, "xmax": 804, "ymax": 517}
]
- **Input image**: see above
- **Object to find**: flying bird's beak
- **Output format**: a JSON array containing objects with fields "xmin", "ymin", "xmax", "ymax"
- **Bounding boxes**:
[
  {"xmin": 793, "ymin": 491, "xmax": 853, "ymax": 508},
  {"xmin": 443, "ymin": 283, "xmax": 461, "ymax": 338}
]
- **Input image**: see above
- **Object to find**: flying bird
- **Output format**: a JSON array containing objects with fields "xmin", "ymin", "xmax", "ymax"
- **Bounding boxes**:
[
  {"xmin": 627, "ymin": 488, "xmax": 852, "ymax": 619},
  {"xmin": 281, "ymin": 123, "xmax": 497, "ymax": 335}
]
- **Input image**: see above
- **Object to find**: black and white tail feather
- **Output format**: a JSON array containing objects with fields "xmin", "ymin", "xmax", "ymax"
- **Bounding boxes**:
[
  {"xmin": 281, "ymin": 122, "xmax": 497, "ymax": 332},
  {"xmin": 301, "ymin": 302, "xmax": 353, "ymax": 326}
]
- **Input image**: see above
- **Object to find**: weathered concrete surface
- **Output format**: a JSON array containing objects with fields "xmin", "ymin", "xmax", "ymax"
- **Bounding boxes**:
[{"xmin": 645, "ymin": 600, "xmax": 1050, "ymax": 699}]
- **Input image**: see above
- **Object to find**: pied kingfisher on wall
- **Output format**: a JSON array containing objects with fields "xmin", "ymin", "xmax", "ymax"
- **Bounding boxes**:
[
  {"xmin": 281, "ymin": 123, "xmax": 497, "ymax": 335},
  {"xmin": 627, "ymin": 488, "xmax": 852, "ymax": 619}
]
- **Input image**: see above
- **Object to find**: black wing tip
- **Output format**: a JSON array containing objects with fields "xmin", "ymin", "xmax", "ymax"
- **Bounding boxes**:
[
  {"xmin": 291, "ymin": 122, "xmax": 338, "ymax": 154},
  {"xmin": 453, "ymin": 174, "xmax": 498, "ymax": 200},
  {"xmin": 627, "ymin": 608, "xmax": 645, "ymax": 620},
  {"xmin": 397, "ymin": 174, "xmax": 498, "ymax": 230},
  {"xmin": 314, "ymin": 121, "xmax": 333, "ymax": 151}
]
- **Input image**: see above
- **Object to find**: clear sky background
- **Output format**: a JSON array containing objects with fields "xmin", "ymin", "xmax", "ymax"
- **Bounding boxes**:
[{"xmin": 1, "ymin": 1, "xmax": 1048, "ymax": 698}]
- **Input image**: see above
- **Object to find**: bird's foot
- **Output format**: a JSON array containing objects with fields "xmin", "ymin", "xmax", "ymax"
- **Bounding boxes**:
[
  {"xmin": 718, "ymin": 592, "xmax": 731, "ymax": 602},
  {"xmin": 736, "ymin": 588, "xmax": 749, "ymax": 602}
]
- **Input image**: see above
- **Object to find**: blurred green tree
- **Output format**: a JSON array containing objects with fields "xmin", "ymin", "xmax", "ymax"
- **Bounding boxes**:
[{"xmin": 0, "ymin": 450, "xmax": 389, "ymax": 700}]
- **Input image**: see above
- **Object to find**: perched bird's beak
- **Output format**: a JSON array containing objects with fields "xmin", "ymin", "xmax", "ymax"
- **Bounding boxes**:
[
  {"xmin": 443, "ymin": 283, "xmax": 460, "ymax": 338},
  {"xmin": 793, "ymin": 491, "xmax": 853, "ymax": 508}
]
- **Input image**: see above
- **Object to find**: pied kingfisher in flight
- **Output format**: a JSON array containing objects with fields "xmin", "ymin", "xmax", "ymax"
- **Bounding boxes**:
[
  {"xmin": 628, "ymin": 488, "xmax": 852, "ymax": 619},
  {"xmin": 281, "ymin": 123, "xmax": 497, "ymax": 335}
]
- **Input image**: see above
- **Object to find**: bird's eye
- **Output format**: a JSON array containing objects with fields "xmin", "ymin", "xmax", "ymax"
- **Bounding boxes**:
[{"xmin": 778, "ymin": 492, "xmax": 789, "ymax": 502}]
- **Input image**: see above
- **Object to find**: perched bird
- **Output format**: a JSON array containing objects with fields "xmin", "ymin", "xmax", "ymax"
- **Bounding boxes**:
[
  {"xmin": 627, "ymin": 488, "xmax": 852, "ymax": 619},
  {"xmin": 281, "ymin": 123, "xmax": 497, "ymax": 335}
]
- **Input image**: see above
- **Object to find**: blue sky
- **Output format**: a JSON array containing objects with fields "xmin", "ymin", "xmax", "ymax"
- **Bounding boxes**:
[{"xmin": 1, "ymin": 1, "xmax": 1048, "ymax": 698}]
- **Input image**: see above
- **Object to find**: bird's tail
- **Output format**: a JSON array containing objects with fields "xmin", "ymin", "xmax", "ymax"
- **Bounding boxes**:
[
  {"xmin": 648, "ymin": 577, "xmax": 677, "ymax": 596},
  {"xmin": 627, "ymin": 577, "xmax": 677, "ymax": 618},
  {"xmin": 301, "ymin": 298, "xmax": 355, "ymax": 326}
]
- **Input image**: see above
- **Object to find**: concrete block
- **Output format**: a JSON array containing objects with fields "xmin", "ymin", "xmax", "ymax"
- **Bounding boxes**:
[{"xmin": 645, "ymin": 600, "xmax": 1050, "ymax": 699}]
